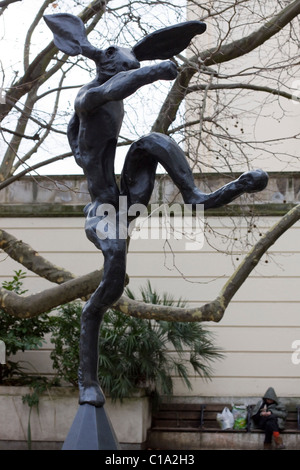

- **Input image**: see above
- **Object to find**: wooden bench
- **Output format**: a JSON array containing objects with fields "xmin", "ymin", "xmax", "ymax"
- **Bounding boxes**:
[
  {"xmin": 151, "ymin": 402, "xmax": 300, "ymax": 433},
  {"xmin": 151, "ymin": 402, "xmax": 204, "ymax": 432},
  {"xmin": 200, "ymin": 403, "xmax": 249, "ymax": 432}
]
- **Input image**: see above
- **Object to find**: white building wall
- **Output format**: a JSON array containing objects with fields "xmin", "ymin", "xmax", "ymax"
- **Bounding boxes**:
[
  {"xmin": 186, "ymin": 2, "xmax": 300, "ymax": 174},
  {"xmin": 1, "ymin": 213, "xmax": 300, "ymax": 399}
]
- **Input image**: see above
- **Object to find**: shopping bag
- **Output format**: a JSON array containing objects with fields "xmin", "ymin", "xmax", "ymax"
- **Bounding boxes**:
[
  {"xmin": 232, "ymin": 404, "xmax": 247, "ymax": 430},
  {"xmin": 216, "ymin": 406, "xmax": 234, "ymax": 430}
]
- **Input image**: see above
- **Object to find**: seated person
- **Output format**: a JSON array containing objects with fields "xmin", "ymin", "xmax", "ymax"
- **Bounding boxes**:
[{"xmin": 251, "ymin": 387, "xmax": 287, "ymax": 449}]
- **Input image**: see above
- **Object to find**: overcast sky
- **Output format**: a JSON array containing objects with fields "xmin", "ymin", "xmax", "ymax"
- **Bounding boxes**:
[{"xmin": 0, "ymin": 1, "xmax": 187, "ymax": 176}]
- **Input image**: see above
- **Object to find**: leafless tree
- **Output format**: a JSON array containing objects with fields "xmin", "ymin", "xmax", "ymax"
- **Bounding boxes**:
[{"xmin": 1, "ymin": 0, "xmax": 300, "ymax": 322}]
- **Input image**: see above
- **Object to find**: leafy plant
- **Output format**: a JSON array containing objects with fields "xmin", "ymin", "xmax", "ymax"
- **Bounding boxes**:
[
  {"xmin": 50, "ymin": 281, "xmax": 223, "ymax": 402},
  {"xmin": 49, "ymin": 301, "xmax": 81, "ymax": 387},
  {"xmin": 22, "ymin": 377, "xmax": 50, "ymax": 450},
  {"xmin": 0, "ymin": 271, "xmax": 61, "ymax": 448},
  {"xmin": 0, "ymin": 270, "xmax": 53, "ymax": 383},
  {"xmin": 0, "ymin": 272, "xmax": 223, "ymax": 406}
]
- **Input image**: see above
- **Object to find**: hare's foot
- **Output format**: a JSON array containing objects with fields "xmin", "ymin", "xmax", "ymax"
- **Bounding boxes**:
[
  {"xmin": 181, "ymin": 168, "xmax": 268, "ymax": 211},
  {"xmin": 79, "ymin": 381, "xmax": 106, "ymax": 407},
  {"xmin": 238, "ymin": 169, "xmax": 269, "ymax": 193}
]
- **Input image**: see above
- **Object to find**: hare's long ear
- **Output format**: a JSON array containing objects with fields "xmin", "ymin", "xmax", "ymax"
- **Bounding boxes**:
[
  {"xmin": 44, "ymin": 13, "xmax": 98, "ymax": 60},
  {"xmin": 133, "ymin": 21, "xmax": 206, "ymax": 61}
]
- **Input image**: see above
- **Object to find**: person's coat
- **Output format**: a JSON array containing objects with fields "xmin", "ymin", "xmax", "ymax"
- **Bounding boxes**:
[{"xmin": 251, "ymin": 387, "xmax": 287, "ymax": 430}]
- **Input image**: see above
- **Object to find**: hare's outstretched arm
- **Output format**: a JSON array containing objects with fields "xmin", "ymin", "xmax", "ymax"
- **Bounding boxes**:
[{"xmin": 75, "ymin": 61, "xmax": 177, "ymax": 113}]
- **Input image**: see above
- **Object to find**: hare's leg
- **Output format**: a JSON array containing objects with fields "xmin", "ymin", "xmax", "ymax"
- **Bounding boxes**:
[
  {"xmin": 121, "ymin": 133, "xmax": 268, "ymax": 210},
  {"xmin": 78, "ymin": 221, "xmax": 127, "ymax": 407},
  {"xmin": 120, "ymin": 141, "xmax": 158, "ymax": 207}
]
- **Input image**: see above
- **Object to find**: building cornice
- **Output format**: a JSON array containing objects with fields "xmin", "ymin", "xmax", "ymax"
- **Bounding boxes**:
[{"xmin": 1, "ymin": 172, "xmax": 299, "ymax": 217}]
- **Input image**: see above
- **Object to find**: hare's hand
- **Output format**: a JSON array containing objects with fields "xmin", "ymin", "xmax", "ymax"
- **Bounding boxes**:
[{"xmin": 156, "ymin": 61, "xmax": 178, "ymax": 81}]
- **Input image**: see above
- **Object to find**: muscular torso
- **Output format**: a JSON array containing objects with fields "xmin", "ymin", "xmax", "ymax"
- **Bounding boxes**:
[
  {"xmin": 69, "ymin": 81, "xmax": 124, "ymax": 203},
  {"xmin": 67, "ymin": 64, "xmax": 174, "ymax": 204},
  {"xmin": 76, "ymin": 101, "xmax": 124, "ymax": 158}
]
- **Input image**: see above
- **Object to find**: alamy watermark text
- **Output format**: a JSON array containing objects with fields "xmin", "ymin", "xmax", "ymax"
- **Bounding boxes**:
[{"xmin": 92, "ymin": 198, "xmax": 205, "ymax": 250}]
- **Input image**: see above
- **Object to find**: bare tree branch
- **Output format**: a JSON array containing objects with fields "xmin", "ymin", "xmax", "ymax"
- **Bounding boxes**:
[
  {"xmin": 1, "ymin": 203, "xmax": 300, "ymax": 320},
  {"xmin": 186, "ymin": 82, "xmax": 298, "ymax": 101},
  {"xmin": 0, "ymin": 152, "xmax": 72, "ymax": 191},
  {"xmin": 0, "ymin": 271, "xmax": 103, "ymax": 319},
  {"xmin": 1, "ymin": 1, "xmax": 300, "ymax": 324},
  {"xmin": 0, "ymin": 0, "xmax": 108, "ymax": 123},
  {"xmin": 0, "ymin": 126, "xmax": 40, "ymax": 141},
  {"xmin": 152, "ymin": 0, "xmax": 300, "ymax": 133},
  {"xmin": 12, "ymin": 72, "xmax": 66, "ymax": 174},
  {"xmin": 1, "ymin": 85, "xmax": 39, "ymax": 179},
  {"xmin": 0, "ymin": 229, "xmax": 76, "ymax": 283},
  {"xmin": 23, "ymin": 0, "xmax": 54, "ymax": 72},
  {"xmin": 0, "ymin": 0, "xmax": 21, "ymax": 7}
]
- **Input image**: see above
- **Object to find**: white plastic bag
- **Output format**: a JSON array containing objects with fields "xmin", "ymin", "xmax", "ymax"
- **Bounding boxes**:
[{"xmin": 217, "ymin": 406, "xmax": 234, "ymax": 430}]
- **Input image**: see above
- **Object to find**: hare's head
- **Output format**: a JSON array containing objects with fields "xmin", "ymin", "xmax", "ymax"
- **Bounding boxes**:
[
  {"xmin": 94, "ymin": 46, "xmax": 141, "ymax": 79},
  {"xmin": 44, "ymin": 13, "xmax": 206, "ymax": 81}
]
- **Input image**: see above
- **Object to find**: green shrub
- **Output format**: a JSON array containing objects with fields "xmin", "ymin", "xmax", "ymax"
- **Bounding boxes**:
[
  {"xmin": 50, "ymin": 281, "xmax": 223, "ymax": 401},
  {"xmin": 0, "ymin": 270, "xmax": 53, "ymax": 383},
  {"xmin": 0, "ymin": 272, "xmax": 223, "ymax": 401}
]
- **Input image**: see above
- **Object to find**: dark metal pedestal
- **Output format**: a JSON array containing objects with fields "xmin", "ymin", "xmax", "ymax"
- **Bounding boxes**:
[{"xmin": 62, "ymin": 404, "xmax": 120, "ymax": 450}]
